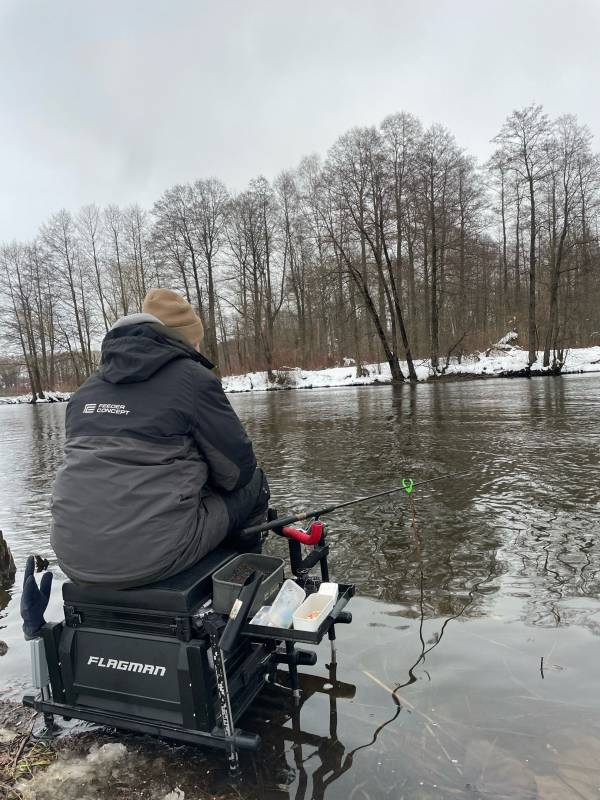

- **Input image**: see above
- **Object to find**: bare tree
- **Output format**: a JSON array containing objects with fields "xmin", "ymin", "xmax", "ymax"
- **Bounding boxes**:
[
  {"xmin": 42, "ymin": 210, "xmax": 92, "ymax": 377},
  {"xmin": 190, "ymin": 178, "xmax": 229, "ymax": 362},
  {"xmin": 494, "ymin": 105, "xmax": 551, "ymax": 366},
  {"xmin": 104, "ymin": 205, "xmax": 130, "ymax": 317},
  {"xmin": 418, "ymin": 124, "xmax": 461, "ymax": 370},
  {"xmin": 78, "ymin": 204, "xmax": 110, "ymax": 332},
  {"xmin": 542, "ymin": 116, "xmax": 594, "ymax": 366},
  {"xmin": 2, "ymin": 103, "xmax": 600, "ymax": 396}
]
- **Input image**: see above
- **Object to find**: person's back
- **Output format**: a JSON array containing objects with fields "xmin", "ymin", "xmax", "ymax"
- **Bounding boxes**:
[{"xmin": 51, "ymin": 290, "xmax": 267, "ymax": 587}]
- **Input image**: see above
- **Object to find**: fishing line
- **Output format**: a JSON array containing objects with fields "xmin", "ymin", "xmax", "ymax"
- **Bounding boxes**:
[{"xmin": 242, "ymin": 470, "xmax": 475, "ymax": 536}]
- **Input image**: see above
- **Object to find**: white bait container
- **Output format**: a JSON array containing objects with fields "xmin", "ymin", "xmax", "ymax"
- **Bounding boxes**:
[
  {"xmin": 267, "ymin": 580, "xmax": 306, "ymax": 628},
  {"xmin": 249, "ymin": 605, "xmax": 273, "ymax": 626},
  {"xmin": 293, "ymin": 593, "xmax": 335, "ymax": 632},
  {"xmin": 318, "ymin": 582, "xmax": 339, "ymax": 601}
]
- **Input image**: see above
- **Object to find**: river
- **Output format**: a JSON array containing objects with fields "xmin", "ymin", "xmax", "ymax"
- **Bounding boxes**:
[{"xmin": 1, "ymin": 375, "xmax": 600, "ymax": 799}]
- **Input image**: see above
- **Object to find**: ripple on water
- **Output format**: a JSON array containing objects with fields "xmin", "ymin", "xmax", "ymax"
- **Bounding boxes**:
[{"xmin": 1, "ymin": 375, "xmax": 600, "ymax": 799}]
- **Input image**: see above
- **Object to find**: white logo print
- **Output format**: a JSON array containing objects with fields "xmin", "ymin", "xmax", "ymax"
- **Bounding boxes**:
[
  {"xmin": 87, "ymin": 655, "xmax": 166, "ymax": 676},
  {"xmin": 82, "ymin": 403, "xmax": 131, "ymax": 416}
]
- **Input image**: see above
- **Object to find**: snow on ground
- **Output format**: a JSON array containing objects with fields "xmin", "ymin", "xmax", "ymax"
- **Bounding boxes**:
[
  {"xmin": 0, "ymin": 390, "xmax": 70, "ymax": 406},
  {"xmin": 2, "ymin": 346, "xmax": 600, "ymax": 405},
  {"xmin": 16, "ymin": 738, "xmax": 190, "ymax": 800},
  {"xmin": 17, "ymin": 743, "xmax": 129, "ymax": 800},
  {"xmin": 221, "ymin": 345, "xmax": 600, "ymax": 393}
]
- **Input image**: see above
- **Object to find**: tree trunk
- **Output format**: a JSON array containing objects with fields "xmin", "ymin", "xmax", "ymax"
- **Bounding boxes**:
[
  {"xmin": 430, "ymin": 175, "xmax": 439, "ymax": 370},
  {"xmin": 206, "ymin": 254, "xmax": 219, "ymax": 362},
  {"xmin": 527, "ymin": 174, "xmax": 537, "ymax": 367}
]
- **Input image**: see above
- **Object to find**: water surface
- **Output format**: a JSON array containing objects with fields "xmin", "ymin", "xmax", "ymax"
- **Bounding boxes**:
[{"xmin": 1, "ymin": 376, "xmax": 600, "ymax": 799}]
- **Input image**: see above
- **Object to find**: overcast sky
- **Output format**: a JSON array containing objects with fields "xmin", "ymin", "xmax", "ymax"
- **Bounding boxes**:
[{"xmin": 1, "ymin": 0, "xmax": 599, "ymax": 241}]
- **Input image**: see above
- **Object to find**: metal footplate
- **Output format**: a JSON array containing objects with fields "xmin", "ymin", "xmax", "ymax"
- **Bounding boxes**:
[{"xmin": 22, "ymin": 695, "xmax": 261, "ymax": 751}]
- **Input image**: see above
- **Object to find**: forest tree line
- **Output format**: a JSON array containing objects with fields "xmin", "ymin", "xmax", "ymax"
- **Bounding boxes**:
[{"xmin": 1, "ymin": 103, "xmax": 600, "ymax": 399}]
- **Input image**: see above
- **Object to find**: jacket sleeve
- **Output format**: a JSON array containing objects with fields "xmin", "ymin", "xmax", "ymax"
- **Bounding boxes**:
[{"xmin": 190, "ymin": 368, "xmax": 257, "ymax": 492}]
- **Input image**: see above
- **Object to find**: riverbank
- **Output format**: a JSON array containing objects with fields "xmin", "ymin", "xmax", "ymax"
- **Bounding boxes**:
[
  {"xmin": 2, "ymin": 345, "xmax": 600, "ymax": 405},
  {"xmin": 221, "ymin": 343, "xmax": 600, "ymax": 393},
  {"xmin": 0, "ymin": 391, "xmax": 70, "ymax": 407},
  {"xmin": 0, "ymin": 700, "xmax": 234, "ymax": 800}
]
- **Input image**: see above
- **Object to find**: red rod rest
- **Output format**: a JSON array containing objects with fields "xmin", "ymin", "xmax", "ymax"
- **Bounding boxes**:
[{"xmin": 281, "ymin": 520, "xmax": 324, "ymax": 546}]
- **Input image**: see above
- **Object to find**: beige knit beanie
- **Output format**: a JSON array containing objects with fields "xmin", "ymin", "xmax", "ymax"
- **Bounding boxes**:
[{"xmin": 142, "ymin": 288, "xmax": 204, "ymax": 347}]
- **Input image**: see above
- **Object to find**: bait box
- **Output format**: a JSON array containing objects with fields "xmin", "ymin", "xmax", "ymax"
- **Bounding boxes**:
[
  {"xmin": 292, "ymin": 593, "xmax": 335, "ymax": 632},
  {"xmin": 242, "ymin": 584, "xmax": 355, "ymax": 644},
  {"xmin": 212, "ymin": 553, "xmax": 284, "ymax": 615},
  {"xmin": 318, "ymin": 582, "xmax": 339, "ymax": 602},
  {"xmin": 266, "ymin": 579, "xmax": 306, "ymax": 628}
]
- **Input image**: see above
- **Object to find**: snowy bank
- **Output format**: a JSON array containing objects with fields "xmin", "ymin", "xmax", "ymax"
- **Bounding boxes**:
[
  {"xmin": 0, "ymin": 390, "xmax": 70, "ymax": 406},
  {"xmin": 221, "ymin": 345, "xmax": 600, "ymax": 393},
  {"xmin": 2, "ymin": 346, "xmax": 600, "ymax": 405},
  {"xmin": 0, "ymin": 698, "xmax": 236, "ymax": 800}
]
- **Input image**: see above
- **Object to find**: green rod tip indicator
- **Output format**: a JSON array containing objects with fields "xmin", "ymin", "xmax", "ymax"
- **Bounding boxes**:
[{"xmin": 402, "ymin": 478, "xmax": 414, "ymax": 495}]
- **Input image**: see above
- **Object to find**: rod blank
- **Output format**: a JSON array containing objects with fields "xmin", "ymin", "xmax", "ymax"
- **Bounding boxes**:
[{"xmin": 241, "ymin": 470, "xmax": 472, "ymax": 537}]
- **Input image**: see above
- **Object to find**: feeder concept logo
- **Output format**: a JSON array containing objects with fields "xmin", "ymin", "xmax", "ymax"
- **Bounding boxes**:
[
  {"xmin": 82, "ymin": 403, "xmax": 131, "ymax": 415},
  {"xmin": 87, "ymin": 655, "xmax": 166, "ymax": 677}
]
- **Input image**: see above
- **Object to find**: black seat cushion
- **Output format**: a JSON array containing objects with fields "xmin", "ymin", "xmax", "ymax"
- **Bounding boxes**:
[{"xmin": 62, "ymin": 548, "xmax": 237, "ymax": 614}]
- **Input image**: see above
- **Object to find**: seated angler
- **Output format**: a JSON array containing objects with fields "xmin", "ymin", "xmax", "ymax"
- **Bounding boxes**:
[{"xmin": 50, "ymin": 288, "xmax": 269, "ymax": 588}]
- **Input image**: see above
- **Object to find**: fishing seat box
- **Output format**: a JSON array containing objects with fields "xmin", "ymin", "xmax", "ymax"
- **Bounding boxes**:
[{"xmin": 42, "ymin": 547, "xmax": 269, "ymax": 740}]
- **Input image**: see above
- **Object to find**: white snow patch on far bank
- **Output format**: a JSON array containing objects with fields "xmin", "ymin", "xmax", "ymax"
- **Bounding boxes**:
[
  {"xmin": 0, "ymin": 390, "xmax": 70, "ymax": 406},
  {"xmin": 2, "ymin": 346, "xmax": 600, "ymax": 405},
  {"xmin": 221, "ymin": 346, "xmax": 600, "ymax": 393}
]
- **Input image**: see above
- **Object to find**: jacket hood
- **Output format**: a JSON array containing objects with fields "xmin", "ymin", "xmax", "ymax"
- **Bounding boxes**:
[{"xmin": 98, "ymin": 317, "xmax": 214, "ymax": 384}]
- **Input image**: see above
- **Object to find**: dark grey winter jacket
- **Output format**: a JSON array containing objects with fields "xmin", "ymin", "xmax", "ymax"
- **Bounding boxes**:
[{"xmin": 51, "ymin": 314, "xmax": 256, "ymax": 586}]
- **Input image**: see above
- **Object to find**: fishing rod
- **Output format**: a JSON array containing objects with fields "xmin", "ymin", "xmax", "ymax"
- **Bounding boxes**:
[{"xmin": 241, "ymin": 470, "xmax": 473, "ymax": 537}]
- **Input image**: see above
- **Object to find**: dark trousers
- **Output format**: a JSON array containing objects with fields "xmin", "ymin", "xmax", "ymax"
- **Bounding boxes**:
[{"xmin": 220, "ymin": 468, "xmax": 270, "ymax": 551}]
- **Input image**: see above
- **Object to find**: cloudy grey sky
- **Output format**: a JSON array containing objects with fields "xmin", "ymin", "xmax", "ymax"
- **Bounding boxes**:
[{"xmin": 1, "ymin": 0, "xmax": 599, "ymax": 241}]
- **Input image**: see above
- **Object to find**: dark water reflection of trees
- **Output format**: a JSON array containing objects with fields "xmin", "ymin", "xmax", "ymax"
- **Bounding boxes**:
[
  {"xmin": 248, "ymin": 376, "xmax": 600, "ymax": 630},
  {"xmin": 2, "ymin": 377, "xmax": 600, "ymax": 799}
]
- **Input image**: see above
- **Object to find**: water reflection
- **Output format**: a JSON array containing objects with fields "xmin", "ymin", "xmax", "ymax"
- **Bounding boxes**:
[
  {"xmin": 247, "ymin": 664, "xmax": 357, "ymax": 800},
  {"xmin": 2, "ymin": 376, "xmax": 600, "ymax": 798}
]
